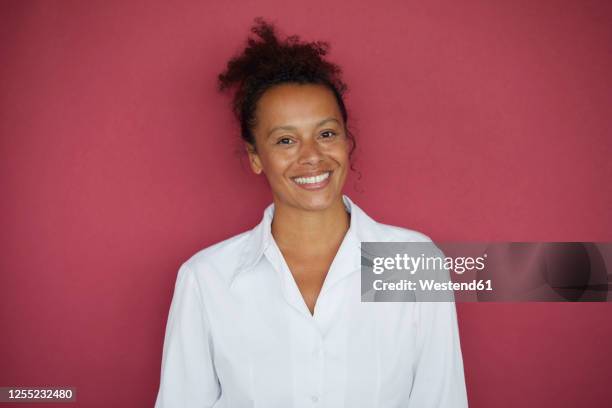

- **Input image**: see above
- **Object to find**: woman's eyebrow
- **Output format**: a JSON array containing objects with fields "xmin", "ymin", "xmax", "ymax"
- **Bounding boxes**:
[{"xmin": 267, "ymin": 117, "xmax": 339, "ymax": 138}]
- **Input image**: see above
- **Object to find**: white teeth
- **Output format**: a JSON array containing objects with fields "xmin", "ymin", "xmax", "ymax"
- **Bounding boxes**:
[{"xmin": 293, "ymin": 172, "xmax": 330, "ymax": 185}]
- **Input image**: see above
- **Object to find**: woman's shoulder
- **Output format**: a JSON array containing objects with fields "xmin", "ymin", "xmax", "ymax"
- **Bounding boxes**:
[
  {"xmin": 180, "ymin": 229, "xmax": 253, "ymax": 284},
  {"xmin": 349, "ymin": 197, "xmax": 433, "ymax": 243}
]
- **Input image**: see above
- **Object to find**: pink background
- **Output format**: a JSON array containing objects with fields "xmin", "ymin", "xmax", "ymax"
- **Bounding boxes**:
[{"xmin": 1, "ymin": 1, "xmax": 611, "ymax": 407}]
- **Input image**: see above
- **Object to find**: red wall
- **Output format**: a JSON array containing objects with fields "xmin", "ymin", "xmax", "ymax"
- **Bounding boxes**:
[{"xmin": 1, "ymin": 1, "xmax": 611, "ymax": 407}]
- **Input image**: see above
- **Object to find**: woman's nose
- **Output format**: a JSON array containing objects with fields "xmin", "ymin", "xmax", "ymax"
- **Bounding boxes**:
[{"xmin": 297, "ymin": 138, "xmax": 324, "ymax": 165}]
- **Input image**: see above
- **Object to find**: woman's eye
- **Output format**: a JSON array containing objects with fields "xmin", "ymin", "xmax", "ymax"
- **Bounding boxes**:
[
  {"xmin": 276, "ymin": 137, "xmax": 294, "ymax": 145},
  {"xmin": 321, "ymin": 131, "xmax": 337, "ymax": 139}
]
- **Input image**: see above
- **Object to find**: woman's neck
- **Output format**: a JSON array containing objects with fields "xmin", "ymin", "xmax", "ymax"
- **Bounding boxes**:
[{"xmin": 271, "ymin": 197, "xmax": 350, "ymax": 256}]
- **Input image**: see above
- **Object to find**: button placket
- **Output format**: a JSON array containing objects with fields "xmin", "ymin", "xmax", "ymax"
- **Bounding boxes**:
[{"xmin": 311, "ymin": 335, "xmax": 324, "ymax": 405}]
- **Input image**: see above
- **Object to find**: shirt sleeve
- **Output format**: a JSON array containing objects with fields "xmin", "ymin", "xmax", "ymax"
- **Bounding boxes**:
[
  {"xmin": 407, "ymin": 298, "xmax": 469, "ymax": 408},
  {"xmin": 154, "ymin": 262, "xmax": 221, "ymax": 408}
]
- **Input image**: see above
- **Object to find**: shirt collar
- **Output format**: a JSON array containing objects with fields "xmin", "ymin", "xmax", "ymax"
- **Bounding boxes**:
[{"xmin": 233, "ymin": 194, "xmax": 377, "ymax": 284}]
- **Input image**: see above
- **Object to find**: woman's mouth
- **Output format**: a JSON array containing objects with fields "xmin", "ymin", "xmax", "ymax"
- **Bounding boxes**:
[{"xmin": 290, "ymin": 171, "xmax": 332, "ymax": 190}]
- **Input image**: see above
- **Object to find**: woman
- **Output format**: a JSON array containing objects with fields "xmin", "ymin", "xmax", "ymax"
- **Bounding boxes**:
[{"xmin": 155, "ymin": 17, "xmax": 468, "ymax": 408}]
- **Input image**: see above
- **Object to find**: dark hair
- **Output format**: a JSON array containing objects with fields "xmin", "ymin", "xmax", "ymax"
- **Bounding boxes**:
[{"xmin": 217, "ymin": 17, "xmax": 357, "ymax": 166}]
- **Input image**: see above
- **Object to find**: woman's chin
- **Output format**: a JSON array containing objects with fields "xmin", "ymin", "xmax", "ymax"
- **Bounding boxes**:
[{"xmin": 292, "ymin": 190, "xmax": 342, "ymax": 212}]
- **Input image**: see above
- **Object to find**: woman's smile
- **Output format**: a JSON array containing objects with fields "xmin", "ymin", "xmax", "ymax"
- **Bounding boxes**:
[{"xmin": 290, "ymin": 170, "xmax": 332, "ymax": 190}]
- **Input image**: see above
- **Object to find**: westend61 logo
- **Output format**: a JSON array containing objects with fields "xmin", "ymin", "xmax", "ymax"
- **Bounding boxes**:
[{"xmin": 371, "ymin": 253, "xmax": 487, "ymax": 275}]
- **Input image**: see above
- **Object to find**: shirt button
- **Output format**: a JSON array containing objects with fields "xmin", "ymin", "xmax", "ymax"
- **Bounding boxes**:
[{"xmin": 311, "ymin": 395, "xmax": 319, "ymax": 403}]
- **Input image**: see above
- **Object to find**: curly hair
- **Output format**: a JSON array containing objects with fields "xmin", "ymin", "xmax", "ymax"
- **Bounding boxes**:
[{"xmin": 217, "ymin": 17, "xmax": 357, "ymax": 165}]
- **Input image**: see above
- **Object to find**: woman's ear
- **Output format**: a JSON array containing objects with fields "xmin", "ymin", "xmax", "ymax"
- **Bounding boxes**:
[{"xmin": 245, "ymin": 142, "xmax": 263, "ymax": 175}]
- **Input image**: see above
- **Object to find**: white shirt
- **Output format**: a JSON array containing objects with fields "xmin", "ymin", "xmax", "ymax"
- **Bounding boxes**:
[{"xmin": 155, "ymin": 195, "xmax": 468, "ymax": 408}]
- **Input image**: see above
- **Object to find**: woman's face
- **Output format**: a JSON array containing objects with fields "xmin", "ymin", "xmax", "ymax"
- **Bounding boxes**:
[{"xmin": 247, "ymin": 83, "xmax": 350, "ymax": 212}]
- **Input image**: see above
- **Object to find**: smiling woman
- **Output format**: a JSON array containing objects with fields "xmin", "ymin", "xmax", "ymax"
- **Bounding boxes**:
[
  {"xmin": 247, "ymin": 83, "xmax": 349, "ymax": 212},
  {"xmin": 154, "ymin": 16, "xmax": 468, "ymax": 408}
]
